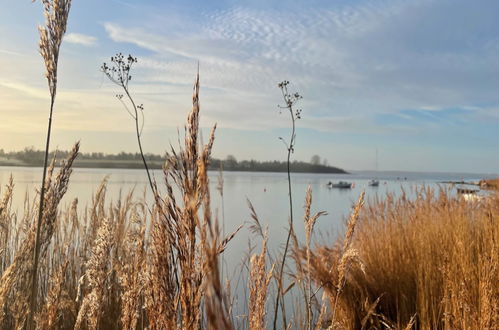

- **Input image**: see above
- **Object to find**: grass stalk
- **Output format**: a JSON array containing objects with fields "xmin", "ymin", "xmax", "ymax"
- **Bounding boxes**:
[{"xmin": 30, "ymin": 1, "xmax": 72, "ymax": 328}]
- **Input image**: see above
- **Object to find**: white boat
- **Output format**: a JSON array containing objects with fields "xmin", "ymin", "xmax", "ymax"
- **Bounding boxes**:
[
  {"xmin": 457, "ymin": 186, "xmax": 483, "ymax": 202},
  {"xmin": 327, "ymin": 181, "xmax": 353, "ymax": 189}
]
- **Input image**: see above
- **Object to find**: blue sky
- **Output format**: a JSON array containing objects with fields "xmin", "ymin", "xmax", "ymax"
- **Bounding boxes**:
[{"xmin": 1, "ymin": 0, "xmax": 499, "ymax": 173}]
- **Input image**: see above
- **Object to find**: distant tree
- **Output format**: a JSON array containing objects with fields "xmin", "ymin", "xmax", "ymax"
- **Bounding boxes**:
[
  {"xmin": 225, "ymin": 154, "xmax": 238, "ymax": 170},
  {"xmin": 310, "ymin": 154, "xmax": 321, "ymax": 165},
  {"xmin": 322, "ymin": 158, "xmax": 328, "ymax": 166},
  {"xmin": 21, "ymin": 146, "xmax": 44, "ymax": 164}
]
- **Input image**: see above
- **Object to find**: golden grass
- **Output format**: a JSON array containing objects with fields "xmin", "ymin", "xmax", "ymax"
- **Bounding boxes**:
[
  {"xmin": 1, "ymin": 51, "xmax": 498, "ymax": 329},
  {"xmin": 0, "ymin": 144, "xmax": 78, "ymax": 329},
  {"xmin": 249, "ymin": 234, "xmax": 274, "ymax": 330},
  {"xmin": 1, "ymin": 76, "xmax": 497, "ymax": 329},
  {"xmin": 481, "ymin": 178, "xmax": 499, "ymax": 190},
  {"xmin": 32, "ymin": 2, "xmax": 73, "ymax": 327},
  {"xmin": 0, "ymin": 139, "xmax": 497, "ymax": 330},
  {"xmin": 0, "ymin": 74, "xmax": 237, "ymax": 329},
  {"xmin": 308, "ymin": 189, "xmax": 499, "ymax": 329}
]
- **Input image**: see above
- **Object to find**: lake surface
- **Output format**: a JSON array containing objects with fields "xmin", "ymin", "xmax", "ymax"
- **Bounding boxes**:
[
  {"xmin": 0, "ymin": 166, "xmax": 493, "ymax": 318},
  {"xmin": 1, "ymin": 165, "xmax": 492, "ymax": 262}
]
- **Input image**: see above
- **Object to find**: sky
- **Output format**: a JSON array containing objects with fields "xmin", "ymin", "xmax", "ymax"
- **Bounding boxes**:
[{"xmin": 1, "ymin": 0, "xmax": 499, "ymax": 173}]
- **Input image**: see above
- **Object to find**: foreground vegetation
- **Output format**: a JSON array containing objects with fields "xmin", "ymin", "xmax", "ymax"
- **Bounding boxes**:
[
  {"xmin": 309, "ymin": 189, "xmax": 498, "ymax": 329},
  {"xmin": 481, "ymin": 178, "xmax": 499, "ymax": 190},
  {"xmin": 0, "ymin": 95, "xmax": 497, "ymax": 329},
  {"xmin": 1, "ymin": 1, "xmax": 497, "ymax": 329}
]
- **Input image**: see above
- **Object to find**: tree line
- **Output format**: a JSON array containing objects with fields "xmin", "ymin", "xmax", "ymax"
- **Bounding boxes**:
[{"xmin": 0, "ymin": 148, "xmax": 347, "ymax": 174}]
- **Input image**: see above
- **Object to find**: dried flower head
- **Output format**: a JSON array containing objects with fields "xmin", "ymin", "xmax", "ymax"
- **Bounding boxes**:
[
  {"xmin": 101, "ymin": 53, "xmax": 138, "ymax": 88},
  {"xmin": 37, "ymin": 0, "xmax": 72, "ymax": 98}
]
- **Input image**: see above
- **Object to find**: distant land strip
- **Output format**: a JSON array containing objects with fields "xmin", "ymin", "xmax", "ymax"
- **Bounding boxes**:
[{"xmin": 0, "ymin": 149, "xmax": 348, "ymax": 174}]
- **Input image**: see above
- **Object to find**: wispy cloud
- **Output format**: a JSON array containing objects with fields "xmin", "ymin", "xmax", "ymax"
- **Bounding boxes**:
[
  {"xmin": 0, "ymin": 80, "xmax": 47, "ymax": 99},
  {"xmin": 108, "ymin": 0, "xmax": 138, "ymax": 9},
  {"xmin": 103, "ymin": 0, "xmax": 499, "ymax": 132},
  {"xmin": 65, "ymin": 33, "xmax": 97, "ymax": 46},
  {"xmin": 0, "ymin": 49, "xmax": 26, "ymax": 57},
  {"xmin": 106, "ymin": 1, "xmax": 499, "ymax": 108}
]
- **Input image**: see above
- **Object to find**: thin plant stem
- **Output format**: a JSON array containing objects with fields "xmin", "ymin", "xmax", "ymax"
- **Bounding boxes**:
[
  {"xmin": 101, "ymin": 54, "xmax": 158, "ymax": 202},
  {"xmin": 272, "ymin": 81, "xmax": 302, "ymax": 330},
  {"xmin": 29, "ymin": 95, "xmax": 55, "ymax": 330},
  {"xmin": 123, "ymin": 87, "xmax": 156, "ymax": 197}
]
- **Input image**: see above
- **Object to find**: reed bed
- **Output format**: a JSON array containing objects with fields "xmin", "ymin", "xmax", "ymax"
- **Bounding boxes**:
[
  {"xmin": 2, "ymin": 88, "xmax": 499, "ymax": 330},
  {"xmin": 2, "ymin": 149, "xmax": 497, "ymax": 329},
  {"xmin": 1, "ymin": 74, "xmax": 498, "ymax": 330},
  {"xmin": 307, "ymin": 189, "xmax": 499, "ymax": 329},
  {"xmin": 481, "ymin": 178, "xmax": 499, "ymax": 190}
]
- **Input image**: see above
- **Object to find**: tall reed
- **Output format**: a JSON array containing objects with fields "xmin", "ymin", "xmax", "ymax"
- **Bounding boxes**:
[
  {"xmin": 144, "ymin": 71, "xmax": 240, "ymax": 329},
  {"xmin": 249, "ymin": 234, "xmax": 274, "ymax": 330},
  {"xmin": 31, "ymin": 1, "xmax": 72, "ymax": 327}
]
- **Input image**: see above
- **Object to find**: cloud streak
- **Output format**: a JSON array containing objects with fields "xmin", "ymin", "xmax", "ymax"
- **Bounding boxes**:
[{"xmin": 65, "ymin": 33, "xmax": 97, "ymax": 46}]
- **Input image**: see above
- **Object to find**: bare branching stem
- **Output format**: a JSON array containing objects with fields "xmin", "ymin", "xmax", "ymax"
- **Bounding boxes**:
[
  {"xmin": 273, "ymin": 81, "xmax": 302, "ymax": 330},
  {"xmin": 102, "ymin": 54, "xmax": 157, "ymax": 200}
]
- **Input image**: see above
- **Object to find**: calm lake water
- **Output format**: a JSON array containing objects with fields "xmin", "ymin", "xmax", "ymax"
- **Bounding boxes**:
[
  {"xmin": 0, "ymin": 166, "xmax": 493, "ymax": 322},
  {"xmin": 0, "ymin": 166, "xmax": 492, "ymax": 264}
]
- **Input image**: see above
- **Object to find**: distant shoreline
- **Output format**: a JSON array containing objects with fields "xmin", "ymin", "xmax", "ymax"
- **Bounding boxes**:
[{"xmin": 0, "ymin": 159, "xmax": 349, "ymax": 174}]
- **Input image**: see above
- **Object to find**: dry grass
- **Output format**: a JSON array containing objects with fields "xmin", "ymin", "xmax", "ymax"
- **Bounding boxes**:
[
  {"xmin": 0, "ymin": 74, "xmax": 239, "ymax": 329},
  {"xmin": 1, "ymin": 78, "xmax": 497, "ymax": 329},
  {"xmin": 249, "ymin": 234, "xmax": 274, "ymax": 330},
  {"xmin": 32, "ymin": 2, "xmax": 73, "ymax": 327},
  {"xmin": 0, "ymin": 129, "xmax": 497, "ymax": 330},
  {"xmin": 481, "ymin": 178, "xmax": 499, "ymax": 190},
  {"xmin": 308, "ymin": 188, "xmax": 499, "ymax": 329},
  {"xmin": 0, "ymin": 144, "xmax": 78, "ymax": 329}
]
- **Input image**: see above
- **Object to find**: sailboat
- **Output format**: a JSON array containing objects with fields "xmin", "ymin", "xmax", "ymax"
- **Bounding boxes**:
[{"xmin": 368, "ymin": 149, "xmax": 379, "ymax": 187}]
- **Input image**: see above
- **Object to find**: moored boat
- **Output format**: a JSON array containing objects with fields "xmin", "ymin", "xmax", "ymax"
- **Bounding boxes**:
[{"xmin": 327, "ymin": 181, "xmax": 353, "ymax": 189}]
